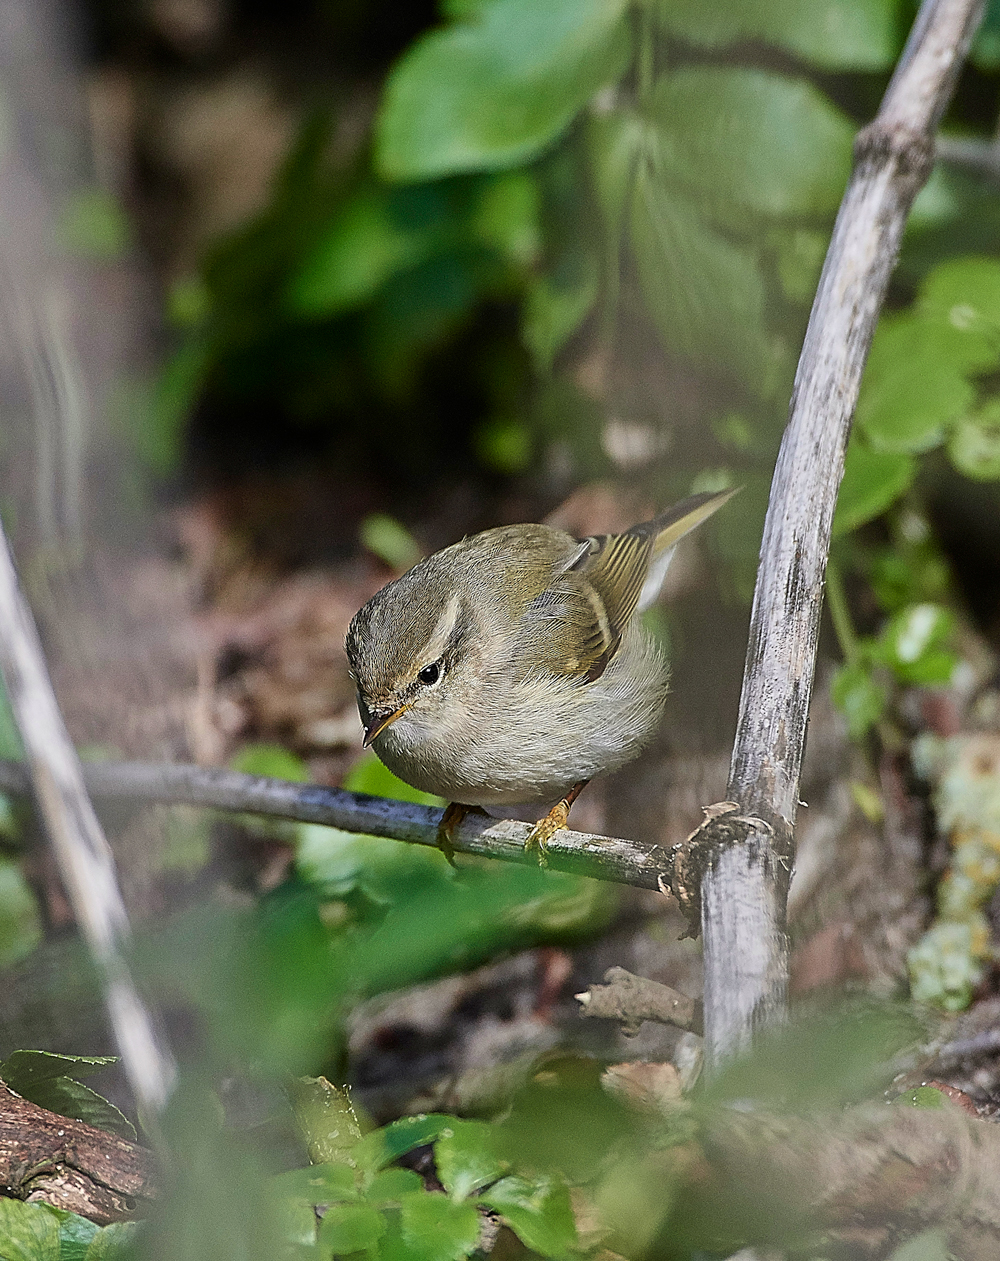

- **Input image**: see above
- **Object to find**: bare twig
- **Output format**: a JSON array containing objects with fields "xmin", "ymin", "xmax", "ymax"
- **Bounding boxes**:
[
  {"xmin": 929, "ymin": 1027, "xmax": 1000, "ymax": 1071},
  {"xmin": 0, "ymin": 529, "xmax": 174, "ymax": 1118},
  {"xmin": 575, "ymin": 966, "xmax": 701, "ymax": 1035},
  {"xmin": 696, "ymin": 0, "xmax": 984, "ymax": 1069},
  {"xmin": 0, "ymin": 759, "xmax": 674, "ymax": 891},
  {"xmin": 936, "ymin": 133, "xmax": 1000, "ymax": 179}
]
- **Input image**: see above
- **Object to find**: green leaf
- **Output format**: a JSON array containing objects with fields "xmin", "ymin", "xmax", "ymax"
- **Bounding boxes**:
[
  {"xmin": 650, "ymin": 68, "xmax": 855, "ymax": 224},
  {"xmin": 908, "ymin": 920, "xmax": 983, "ymax": 1010},
  {"xmin": 287, "ymin": 189, "xmax": 424, "ymax": 317},
  {"xmin": 22, "ymin": 1077, "xmax": 136, "ymax": 1141},
  {"xmin": 360, "ymin": 514, "xmax": 423, "ymax": 571},
  {"xmin": 294, "ymin": 749, "xmax": 454, "ymax": 898},
  {"xmin": 521, "ymin": 250, "xmax": 599, "ymax": 372},
  {"xmin": 434, "ymin": 1120, "xmax": 508, "ymax": 1201},
  {"xmin": 230, "ymin": 743, "xmax": 310, "ymax": 783},
  {"xmin": 83, "ymin": 1221, "xmax": 141, "ymax": 1260},
  {"xmin": 831, "ymin": 660, "xmax": 887, "ymax": 740},
  {"xmin": 856, "ymin": 316, "xmax": 974, "ymax": 453},
  {"xmin": 272, "ymin": 1162, "xmax": 359, "ymax": 1205},
  {"xmin": 0, "ymin": 857, "xmax": 42, "ymax": 968},
  {"xmin": 344, "ymin": 753, "xmax": 444, "ymax": 808},
  {"xmin": 355, "ymin": 1115, "xmax": 456, "ymax": 1177},
  {"xmin": 654, "ymin": 0, "xmax": 900, "ymax": 70},
  {"xmin": 887, "ymin": 1229, "xmax": 950, "ymax": 1261},
  {"xmin": 287, "ymin": 1076, "xmax": 363, "ymax": 1166},
  {"xmin": 472, "ymin": 170, "xmax": 541, "ymax": 267},
  {"xmin": 880, "ymin": 604, "xmax": 956, "ymax": 685},
  {"xmin": 376, "ymin": 0, "xmax": 630, "ymax": 181},
  {"xmin": 770, "ymin": 226, "xmax": 829, "ymax": 304},
  {"xmin": 143, "ymin": 338, "xmax": 211, "ymax": 475},
  {"xmin": 949, "ymin": 399, "xmax": 1000, "ymax": 481},
  {"xmin": 57, "ymin": 189, "xmax": 131, "ymax": 261},
  {"xmin": 1, "ymin": 1050, "xmax": 118, "ymax": 1086},
  {"xmin": 918, "ymin": 256, "xmax": 1000, "ymax": 350},
  {"xmin": 0, "ymin": 675, "xmax": 24, "ymax": 760},
  {"xmin": 974, "ymin": 0, "xmax": 1000, "ymax": 68},
  {"xmin": 629, "ymin": 167, "xmax": 777, "ymax": 390},
  {"xmin": 473, "ymin": 417, "xmax": 533, "ymax": 474},
  {"xmin": 0, "ymin": 1198, "xmax": 60, "ymax": 1261},
  {"xmin": 586, "ymin": 107, "xmax": 649, "ymax": 240},
  {"xmin": 480, "ymin": 1174, "xmax": 577, "ymax": 1258},
  {"xmin": 399, "ymin": 1192, "xmax": 481, "ymax": 1261},
  {"xmin": 896, "ymin": 1086, "xmax": 948, "ymax": 1110},
  {"xmin": 367, "ymin": 1168, "xmax": 425, "ymax": 1204},
  {"xmin": 833, "ymin": 441, "xmax": 915, "ymax": 535},
  {"xmin": 49, "ymin": 1208, "xmax": 99, "ymax": 1261},
  {"xmin": 319, "ymin": 1202, "xmax": 387, "ymax": 1253}
]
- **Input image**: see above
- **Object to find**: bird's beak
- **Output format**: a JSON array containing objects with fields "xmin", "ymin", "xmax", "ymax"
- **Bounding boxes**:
[{"xmin": 363, "ymin": 706, "xmax": 409, "ymax": 748}]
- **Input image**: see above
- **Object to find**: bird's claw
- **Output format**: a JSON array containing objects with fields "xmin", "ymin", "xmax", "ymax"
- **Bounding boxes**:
[
  {"xmin": 524, "ymin": 802, "xmax": 570, "ymax": 867},
  {"xmin": 436, "ymin": 802, "xmax": 468, "ymax": 867},
  {"xmin": 436, "ymin": 802, "xmax": 487, "ymax": 866}
]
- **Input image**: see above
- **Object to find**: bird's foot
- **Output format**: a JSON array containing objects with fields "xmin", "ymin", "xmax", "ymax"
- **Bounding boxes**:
[
  {"xmin": 524, "ymin": 780, "xmax": 589, "ymax": 867},
  {"xmin": 436, "ymin": 802, "xmax": 484, "ymax": 866}
]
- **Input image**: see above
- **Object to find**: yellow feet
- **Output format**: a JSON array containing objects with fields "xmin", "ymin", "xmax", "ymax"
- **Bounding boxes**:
[
  {"xmin": 524, "ymin": 780, "xmax": 589, "ymax": 866},
  {"xmin": 436, "ymin": 801, "xmax": 483, "ymax": 866}
]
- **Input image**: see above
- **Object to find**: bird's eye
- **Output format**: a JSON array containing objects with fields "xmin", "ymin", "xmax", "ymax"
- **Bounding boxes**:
[{"xmin": 418, "ymin": 661, "xmax": 441, "ymax": 686}]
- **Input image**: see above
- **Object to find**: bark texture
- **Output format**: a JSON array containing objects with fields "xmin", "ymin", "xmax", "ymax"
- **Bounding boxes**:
[
  {"xmin": 0, "ymin": 1080, "xmax": 155, "ymax": 1225},
  {"xmin": 697, "ymin": 0, "xmax": 985, "ymax": 1068}
]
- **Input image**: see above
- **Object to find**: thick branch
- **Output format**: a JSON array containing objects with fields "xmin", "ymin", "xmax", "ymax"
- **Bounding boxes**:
[
  {"xmin": 0, "ymin": 760, "xmax": 674, "ymax": 891},
  {"xmin": 0, "ymin": 529, "xmax": 174, "ymax": 1118},
  {"xmin": 698, "ymin": 0, "xmax": 984, "ymax": 1069},
  {"xmin": 0, "ymin": 1079, "xmax": 156, "ymax": 1224}
]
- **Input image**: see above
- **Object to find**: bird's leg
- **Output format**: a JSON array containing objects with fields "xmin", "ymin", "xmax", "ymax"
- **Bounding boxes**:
[
  {"xmin": 436, "ymin": 801, "xmax": 484, "ymax": 865},
  {"xmin": 524, "ymin": 780, "xmax": 590, "ymax": 864}
]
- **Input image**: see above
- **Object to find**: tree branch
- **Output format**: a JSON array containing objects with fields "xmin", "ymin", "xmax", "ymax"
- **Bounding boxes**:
[
  {"xmin": 0, "ymin": 1079, "xmax": 156, "ymax": 1224},
  {"xmin": 0, "ymin": 528, "xmax": 174, "ymax": 1120},
  {"xmin": 0, "ymin": 759, "xmax": 675, "ymax": 891},
  {"xmin": 695, "ymin": 0, "xmax": 984, "ymax": 1070}
]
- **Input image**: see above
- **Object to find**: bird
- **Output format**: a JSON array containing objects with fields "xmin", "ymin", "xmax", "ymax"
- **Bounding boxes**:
[{"xmin": 345, "ymin": 488, "xmax": 735, "ymax": 861}]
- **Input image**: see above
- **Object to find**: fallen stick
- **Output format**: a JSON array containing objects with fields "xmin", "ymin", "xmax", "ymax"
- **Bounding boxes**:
[{"xmin": 0, "ymin": 529, "xmax": 174, "ymax": 1121}]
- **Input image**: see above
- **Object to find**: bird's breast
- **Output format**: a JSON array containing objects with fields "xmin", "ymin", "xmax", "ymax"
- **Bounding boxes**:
[{"xmin": 371, "ymin": 623, "xmax": 669, "ymax": 807}]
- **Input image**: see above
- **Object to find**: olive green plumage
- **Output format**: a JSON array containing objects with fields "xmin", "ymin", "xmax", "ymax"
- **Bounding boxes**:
[{"xmin": 345, "ymin": 489, "xmax": 734, "ymax": 809}]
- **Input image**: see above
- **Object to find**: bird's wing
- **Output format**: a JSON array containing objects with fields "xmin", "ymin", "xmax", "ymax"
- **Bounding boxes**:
[
  {"xmin": 515, "ymin": 530, "xmax": 654, "ymax": 684},
  {"xmin": 516, "ymin": 489, "xmax": 736, "ymax": 685}
]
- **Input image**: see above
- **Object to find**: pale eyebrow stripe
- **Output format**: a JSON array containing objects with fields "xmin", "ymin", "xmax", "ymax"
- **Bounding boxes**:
[{"xmin": 420, "ymin": 593, "xmax": 462, "ymax": 662}]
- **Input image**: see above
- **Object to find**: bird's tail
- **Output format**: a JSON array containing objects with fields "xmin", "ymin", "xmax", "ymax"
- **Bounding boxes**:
[{"xmin": 638, "ymin": 487, "xmax": 739, "ymax": 611}]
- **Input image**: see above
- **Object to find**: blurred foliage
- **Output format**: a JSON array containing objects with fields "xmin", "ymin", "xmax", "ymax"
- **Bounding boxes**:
[
  {"xmin": 908, "ymin": 733, "xmax": 1000, "ymax": 1008},
  {"xmin": 271, "ymin": 746, "xmax": 616, "ymax": 948},
  {"xmin": 0, "ymin": 1198, "xmax": 138, "ymax": 1261},
  {"xmin": 129, "ymin": 0, "xmax": 906, "ymax": 508},
  {"xmin": 7, "ymin": 0, "xmax": 1000, "ymax": 1252}
]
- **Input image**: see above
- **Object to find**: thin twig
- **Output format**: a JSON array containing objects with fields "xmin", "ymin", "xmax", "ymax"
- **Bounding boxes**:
[
  {"xmin": 0, "ymin": 527, "xmax": 174, "ymax": 1119},
  {"xmin": 698, "ymin": 0, "xmax": 984, "ymax": 1069},
  {"xmin": 0, "ymin": 759, "xmax": 674, "ymax": 891},
  {"xmin": 936, "ymin": 133, "xmax": 1000, "ymax": 179}
]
